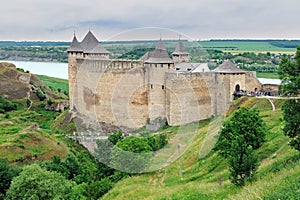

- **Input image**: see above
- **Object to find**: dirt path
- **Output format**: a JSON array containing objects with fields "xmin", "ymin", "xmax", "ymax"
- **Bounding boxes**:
[
  {"xmin": 26, "ymin": 91, "xmax": 32, "ymax": 111},
  {"xmin": 257, "ymin": 96, "xmax": 300, "ymax": 111},
  {"xmin": 267, "ymin": 98, "xmax": 275, "ymax": 111},
  {"xmin": 26, "ymin": 74, "xmax": 33, "ymax": 112}
]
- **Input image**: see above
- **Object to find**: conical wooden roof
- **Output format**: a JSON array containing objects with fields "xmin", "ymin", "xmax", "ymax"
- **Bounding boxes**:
[
  {"xmin": 67, "ymin": 35, "xmax": 83, "ymax": 53},
  {"xmin": 80, "ymin": 30, "xmax": 99, "ymax": 52},
  {"xmin": 145, "ymin": 40, "xmax": 173, "ymax": 64},
  {"xmin": 172, "ymin": 40, "xmax": 189, "ymax": 55},
  {"xmin": 213, "ymin": 60, "xmax": 245, "ymax": 73},
  {"xmin": 91, "ymin": 44, "xmax": 109, "ymax": 54},
  {"xmin": 67, "ymin": 30, "xmax": 109, "ymax": 54}
]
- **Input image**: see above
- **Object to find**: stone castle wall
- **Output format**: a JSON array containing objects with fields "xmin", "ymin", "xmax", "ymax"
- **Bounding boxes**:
[
  {"xmin": 69, "ymin": 56, "xmax": 263, "ymax": 132},
  {"xmin": 71, "ymin": 59, "xmax": 149, "ymax": 131},
  {"xmin": 245, "ymin": 71, "xmax": 262, "ymax": 92},
  {"xmin": 165, "ymin": 72, "xmax": 232, "ymax": 126}
]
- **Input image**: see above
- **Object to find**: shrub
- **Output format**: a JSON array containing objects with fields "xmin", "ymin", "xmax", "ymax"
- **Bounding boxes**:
[
  {"xmin": 36, "ymin": 90, "xmax": 46, "ymax": 101},
  {"xmin": 5, "ymin": 164, "xmax": 73, "ymax": 200},
  {"xmin": 0, "ymin": 159, "xmax": 21, "ymax": 198},
  {"xmin": 47, "ymin": 98, "xmax": 54, "ymax": 105},
  {"xmin": 110, "ymin": 137, "xmax": 152, "ymax": 173},
  {"xmin": 108, "ymin": 131, "xmax": 124, "ymax": 145},
  {"xmin": 147, "ymin": 134, "xmax": 168, "ymax": 151},
  {"xmin": 87, "ymin": 178, "xmax": 113, "ymax": 200},
  {"xmin": 0, "ymin": 96, "xmax": 18, "ymax": 113}
]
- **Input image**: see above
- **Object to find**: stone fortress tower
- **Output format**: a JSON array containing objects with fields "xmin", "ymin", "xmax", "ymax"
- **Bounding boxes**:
[
  {"xmin": 67, "ymin": 31, "xmax": 109, "ymax": 108},
  {"xmin": 172, "ymin": 38, "xmax": 190, "ymax": 63},
  {"xmin": 67, "ymin": 30, "xmax": 262, "ymax": 133}
]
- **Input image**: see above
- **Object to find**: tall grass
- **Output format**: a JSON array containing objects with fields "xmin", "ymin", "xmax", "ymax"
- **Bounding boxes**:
[{"xmin": 102, "ymin": 98, "xmax": 299, "ymax": 200}]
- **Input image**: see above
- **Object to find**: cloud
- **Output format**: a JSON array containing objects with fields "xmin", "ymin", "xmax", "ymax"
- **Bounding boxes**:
[{"xmin": 0, "ymin": 0, "xmax": 299, "ymax": 41}]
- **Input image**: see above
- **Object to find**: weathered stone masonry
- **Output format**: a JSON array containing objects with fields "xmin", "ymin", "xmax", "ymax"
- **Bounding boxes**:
[{"xmin": 67, "ymin": 31, "xmax": 262, "ymax": 133}]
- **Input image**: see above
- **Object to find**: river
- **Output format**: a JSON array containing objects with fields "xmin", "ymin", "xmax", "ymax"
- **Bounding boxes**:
[{"xmin": 1, "ymin": 60, "xmax": 68, "ymax": 79}]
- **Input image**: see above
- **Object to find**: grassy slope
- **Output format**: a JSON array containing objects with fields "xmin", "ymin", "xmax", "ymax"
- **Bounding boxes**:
[
  {"xmin": 0, "ymin": 66, "xmax": 71, "ymax": 163},
  {"xmin": 256, "ymin": 72, "xmax": 279, "ymax": 79},
  {"xmin": 37, "ymin": 75, "xmax": 68, "ymax": 94},
  {"xmin": 0, "ymin": 101, "xmax": 70, "ymax": 163},
  {"xmin": 103, "ymin": 97, "xmax": 299, "ymax": 200},
  {"xmin": 197, "ymin": 41, "xmax": 296, "ymax": 54}
]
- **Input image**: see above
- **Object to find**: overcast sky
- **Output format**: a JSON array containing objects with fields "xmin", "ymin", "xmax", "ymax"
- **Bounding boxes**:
[{"xmin": 0, "ymin": 0, "xmax": 299, "ymax": 41}]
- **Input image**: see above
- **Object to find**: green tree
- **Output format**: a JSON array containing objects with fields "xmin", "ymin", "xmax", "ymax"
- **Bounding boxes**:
[
  {"xmin": 108, "ymin": 131, "xmax": 124, "ymax": 145},
  {"xmin": 110, "ymin": 137, "xmax": 152, "ymax": 173},
  {"xmin": 282, "ymin": 99, "xmax": 300, "ymax": 151},
  {"xmin": 94, "ymin": 139, "xmax": 114, "ymax": 165},
  {"xmin": 216, "ymin": 107, "xmax": 266, "ymax": 158},
  {"xmin": 147, "ymin": 134, "xmax": 168, "ymax": 151},
  {"xmin": 216, "ymin": 107, "xmax": 266, "ymax": 186},
  {"xmin": 278, "ymin": 46, "xmax": 300, "ymax": 95},
  {"xmin": 0, "ymin": 160, "xmax": 21, "ymax": 199},
  {"xmin": 87, "ymin": 178, "xmax": 113, "ymax": 200},
  {"xmin": 71, "ymin": 151, "xmax": 98, "ymax": 184},
  {"xmin": 228, "ymin": 136, "xmax": 258, "ymax": 186},
  {"xmin": 5, "ymin": 164, "xmax": 74, "ymax": 200},
  {"xmin": 278, "ymin": 47, "xmax": 300, "ymax": 151},
  {"xmin": 43, "ymin": 155, "xmax": 69, "ymax": 178},
  {"xmin": 69, "ymin": 183, "xmax": 88, "ymax": 200}
]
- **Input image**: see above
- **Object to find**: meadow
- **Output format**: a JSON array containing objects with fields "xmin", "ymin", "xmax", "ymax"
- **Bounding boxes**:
[
  {"xmin": 196, "ymin": 40, "xmax": 298, "ymax": 54},
  {"xmin": 102, "ymin": 97, "xmax": 300, "ymax": 200},
  {"xmin": 37, "ymin": 75, "xmax": 69, "ymax": 95}
]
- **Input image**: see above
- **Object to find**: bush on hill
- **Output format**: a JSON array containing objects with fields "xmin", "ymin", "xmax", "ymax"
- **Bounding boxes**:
[{"xmin": 0, "ymin": 96, "xmax": 18, "ymax": 113}]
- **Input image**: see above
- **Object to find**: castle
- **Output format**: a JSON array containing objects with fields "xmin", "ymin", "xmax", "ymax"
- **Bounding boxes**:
[{"xmin": 67, "ymin": 30, "xmax": 262, "ymax": 133}]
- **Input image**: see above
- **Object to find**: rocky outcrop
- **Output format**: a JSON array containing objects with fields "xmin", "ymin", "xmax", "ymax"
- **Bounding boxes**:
[
  {"xmin": 45, "ymin": 100, "xmax": 69, "ymax": 112},
  {"xmin": 17, "ymin": 73, "xmax": 31, "ymax": 84},
  {"xmin": 0, "ymin": 62, "xmax": 30, "ymax": 99}
]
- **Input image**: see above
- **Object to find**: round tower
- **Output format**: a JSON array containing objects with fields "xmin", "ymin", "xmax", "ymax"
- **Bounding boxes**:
[
  {"xmin": 172, "ymin": 38, "xmax": 190, "ymax": 63},
  {"xmin": 67, "ymin": 33, "xmax": 83, "ymax": 108},
  {"xmin": 144, "ymin": 39, "xmax": 174, "ymax": 125},
  {"xmin": 67, "ymin": 30, "xmax": 110, "ymax": 109}
]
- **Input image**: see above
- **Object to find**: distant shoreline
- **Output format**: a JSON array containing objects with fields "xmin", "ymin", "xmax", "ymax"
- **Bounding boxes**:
[{"xmin": 0, "ymin": 60, "xmax": 67, "ymax": 79}]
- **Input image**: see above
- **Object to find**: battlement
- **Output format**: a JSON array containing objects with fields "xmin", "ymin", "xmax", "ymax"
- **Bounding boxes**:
[
  {"xmin": 166, "ymin": 71, "xmax": 216, "ymax": 79},
  {"xmin": 76, "ymin": 58, "xmax": 144, "ymax": 73},
  {"xmin": 67, "ymin": 31, "xmax": 263, "ymax": 133}
]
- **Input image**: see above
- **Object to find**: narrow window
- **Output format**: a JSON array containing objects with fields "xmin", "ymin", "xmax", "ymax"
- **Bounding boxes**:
[
  {"xmin": 151, "ymin": 84, "xmax": 153, "ymax": 89},
  {"xmin": 162, "ymin": 85, "xmax": 165, "ymax": 90}
]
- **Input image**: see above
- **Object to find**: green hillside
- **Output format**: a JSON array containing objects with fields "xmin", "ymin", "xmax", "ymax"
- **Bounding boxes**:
[
  {"xmin": 197, "ymin": 40, "xmax": 297, "ymax": 54},
  {"xmin": 37, "ymin": 75, "xmax": 69, "ymax": 96},
  {"xmin": 0, "ymin": 62, "xmax": 72, "ymax": 163},
  {"xmin": 103, "ymin": 97, "xmax": 300, "ymax": 200},
  {"xmin": 0, "ymin": 62, "xmax": 120, "ymax": 200},
  {"xmin": 0, "ymin": 62, "xmax": 299, "ymax": 199}
]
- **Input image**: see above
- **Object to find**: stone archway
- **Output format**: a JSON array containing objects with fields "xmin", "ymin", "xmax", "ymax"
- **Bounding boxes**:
[{"xmin": 235, "ymin": 84, "xmax": 240, "ymax": 93}]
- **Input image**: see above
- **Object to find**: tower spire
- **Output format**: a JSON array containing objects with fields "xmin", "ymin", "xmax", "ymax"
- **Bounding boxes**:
[{"xmin": 172, "ymin": 36, "xmax": 190, "ymax": 63}]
